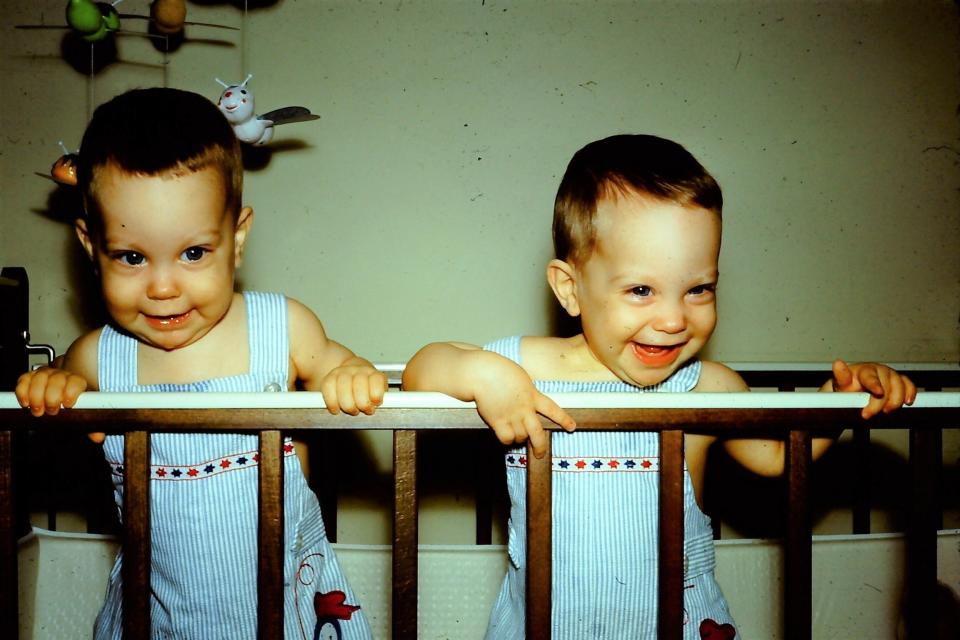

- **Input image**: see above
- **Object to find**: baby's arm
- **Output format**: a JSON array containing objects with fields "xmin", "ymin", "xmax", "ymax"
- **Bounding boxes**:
[
  {"xmin": 287, "ymin": 298, "xmax": 386, "ymax": 415},
  {"xmin": 402, "ymin": 342, "xmax": 575, "ymax": 458},
  {"xmin": 15, "ymin": 330, "xmax": 103, "ymax": 441},
  {"xmin": 704, "ymin": 360, "xmax": 916, "ymax": 477}
]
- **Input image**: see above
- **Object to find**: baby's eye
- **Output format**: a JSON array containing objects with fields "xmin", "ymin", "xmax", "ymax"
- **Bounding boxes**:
[
  {"xmin": 116, "ymin": 252, "xmax": 145, "ymax": 266},
  {"xmin": 629, "ymin": 285, "xmax": 652, "ymax": 298},
  {"xmin": 688, "ymin": 284, "xmax": 716, "ymax": 297},
  {"xmin": 181, "ymin": 247, "xmax": 208, "ymax": 262}
]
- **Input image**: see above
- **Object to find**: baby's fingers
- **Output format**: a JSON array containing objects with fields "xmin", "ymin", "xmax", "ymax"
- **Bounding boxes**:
[
  {"xmin": 534, "ymin": 394, "xmax": 576, "ymax": 432},
  {"xmin": 490, "ymin": 420, "xmax": 518, "ymax": 448},
  {"xmin": 350, "ymin": 374, "xmax": 379, "ymax": 416},
  {"xmin": 358, "ymin": 372, "xmax": 387, "ymax": 415},
  {"xmin": 335, "ymin": 373, "xmax": 360, "ymax": 416},
  {"xmin": 319, "ymin": 375, "xmax": 342, "ymax": 415},
  {"xmin": 61, "ymin": 375, "xmax": 87, "ymax": 409},
  {"xmin": 856, "ymin": 366, "xmax": 886, "ymax": 398},
  {"xmin": 16, "ymin": 370, "xmax": 51, "ymax": 416},
  {"xmin": 831, "ymin": 359, "xmax": 855, "ymax": 391},
  {"xmin": 522, "ymin": 413, "xmax": 549, "ymax": 459},
  {"xmin": 864, "ymin": 371, "xmax": 915, "ymax": 419},
  {"xmin": 15, "ymin": 372, "xmax": 36, "ymax": 409}
]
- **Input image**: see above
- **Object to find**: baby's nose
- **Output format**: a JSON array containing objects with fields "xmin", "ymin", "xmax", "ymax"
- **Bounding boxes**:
[
  {"xmin": 652, "ymin": 302, "xmax": 687, "ymax": 333},
  {"xmin": 146, "ymin": 269, "xmax": 179, "ymax": 299}
]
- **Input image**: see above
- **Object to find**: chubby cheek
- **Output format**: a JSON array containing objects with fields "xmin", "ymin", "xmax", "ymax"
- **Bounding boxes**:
[
  {"xmin": 191, "ymin": 269, "xmax": 236, "ymax": 315},
  {"xmin": 98, "ymin": 278, "xmax": 141, "ymax": 323},
  {"xmin": 688, "ymin": 305, "xmax": 718, "ymax": 345}
]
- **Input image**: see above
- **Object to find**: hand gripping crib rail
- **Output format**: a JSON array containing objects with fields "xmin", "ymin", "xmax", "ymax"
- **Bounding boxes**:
[{"xmin": 1, "ymin": 389, "xmax": 957, "ymax": 640}]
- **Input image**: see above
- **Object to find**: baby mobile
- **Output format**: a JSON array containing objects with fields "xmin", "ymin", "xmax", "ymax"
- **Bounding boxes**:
[{"xmin": 17, "ymin": 1, "xmax": 320, "ymax": 186}]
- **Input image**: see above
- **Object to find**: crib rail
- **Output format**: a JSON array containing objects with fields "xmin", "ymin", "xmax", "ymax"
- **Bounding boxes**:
[{"xmin": 1, "ymin": 391, "xmax": 957, "ymax": 640}]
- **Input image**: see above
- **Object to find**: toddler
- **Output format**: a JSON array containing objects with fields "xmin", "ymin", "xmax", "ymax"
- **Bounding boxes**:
[
  {"xmin": 16, "ymin": 88, "xmax": 381, "ymax": 639},
  {"xmin": 402, "ymin": 134, "xmax": 916, "ymax": 639}
]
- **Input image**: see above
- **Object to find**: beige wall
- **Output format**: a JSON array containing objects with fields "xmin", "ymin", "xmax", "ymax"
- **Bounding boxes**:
[
  {"xmin": 2, "ymin": 0, "xmax": 958, "ymax": 364},
  {"xmin": 3, "ymin": 2, "xmax": 959, "ymax": 545}
]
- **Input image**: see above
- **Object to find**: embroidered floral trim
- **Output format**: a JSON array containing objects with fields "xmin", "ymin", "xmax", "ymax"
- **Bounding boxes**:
[
  {"xmin": 109, "ymin": 443, "xmax": 297, "ymax": 481},
  {"xmin": 505, "ymin": 454, "xmax": 660, "ymax": 472}
]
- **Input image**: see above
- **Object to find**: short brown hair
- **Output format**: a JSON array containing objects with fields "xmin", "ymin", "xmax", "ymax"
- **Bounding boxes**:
[
  {"xmin": 553, "ymin": 134, "xmax": 722, "ymax": 265},
  {"xmin": 78, "ymin": 87, "xmax": 242, "ymax": 238}
]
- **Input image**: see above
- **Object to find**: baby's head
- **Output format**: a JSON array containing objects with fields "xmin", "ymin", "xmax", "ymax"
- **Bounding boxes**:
[
  {"xmin": 78, "ymin": 87, "xmax": 243, "ymax": 240},
  {"xmin": 553, "ymin": 134, "xmax": 722, "ymax": 267},
  {"xmin": 73, "ymin": 88, "xmax": 251, "ymax": 352},
  {"xmin": 548, "ymin": 135, "xmax": 724, "ymax": 386}
]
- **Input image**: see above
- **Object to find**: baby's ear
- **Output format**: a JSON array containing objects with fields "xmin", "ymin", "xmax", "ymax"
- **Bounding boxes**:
[
  {"xmin": 546, "ymin": 259, "xmax": 581, "ymax": 317},
  {"xmin": 233, "ymin": 207, "xmax": 254, "ymax": 266},
  {"xmin": 74, "ymin": 217, "xmax": 96, "ymax": 262}
]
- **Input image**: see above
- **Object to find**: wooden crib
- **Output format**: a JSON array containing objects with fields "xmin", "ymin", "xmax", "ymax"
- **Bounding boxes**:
[{"xmin": 1, "ymin": 366, "xmax": 957, "ymax": 640}]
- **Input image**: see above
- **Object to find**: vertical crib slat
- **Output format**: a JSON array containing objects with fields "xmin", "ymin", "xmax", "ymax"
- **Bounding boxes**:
[
  {"xmin": 659, "ymin": 430, "xmax": 685, "ymax": 640},
  {"xmin": 474, "ymin": 434, "xmax": 496, "ymax": 545},
  {"xmin": 527, "ymin": 437, "xmax": 552, "ymax": 639},
  {"xmin": 852, "ymin": 427, "xmax": 871, "ymax": 534},
  {"xmin": 785, "ymin": 430, "xmax": 812, "ymax": 640},
  {"xmin": 0, "ymin": 429, "xmax": 17, "ymax": 640},
  {"xmin": 258, "ymin": 430, "xmax": 284, "ymax": 639},
  {"xmin": 393, "ymin": 429, "xmax": 418, "ymax": 639},
  {"xmin": 123, "ymin": 431, "xmax": 151, "ymax": 640},
  {"xmin": 316, "ymin": 432, "xmax": 339, "ymax": 543},
  {"xmin": 905, "ymin": 427, "xmax": 938, "ymax": 639}
]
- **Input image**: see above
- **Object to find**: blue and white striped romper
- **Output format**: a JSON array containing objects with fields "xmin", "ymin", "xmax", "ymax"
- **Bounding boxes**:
[
  {"xmin": 93, "ymin": 291, "xmax": 371, "ymax": 640},
  {"xmin": 483, "ymin": 336, "xmax": 738, "ymax": 640}
]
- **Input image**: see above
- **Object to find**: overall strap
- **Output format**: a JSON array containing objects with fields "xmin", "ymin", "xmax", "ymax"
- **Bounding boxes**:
[
  {"xmin": 243, "ymin": 291, "xmax": 290, "ymax": 380},
  {"xmin": 97, "ymin": 325, "xmax": 139, "ymax": 391},
  {"xmin": 483, "ymin": 335, "xmax": 522, "ymax": 364}
]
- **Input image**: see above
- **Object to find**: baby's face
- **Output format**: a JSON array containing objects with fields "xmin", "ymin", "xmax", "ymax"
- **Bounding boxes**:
[
  {"xmin": 572, "ymin": 194, "xmax": 721, "ymax": 387},
  {"xmin": 82, "ymin": 164, "xmax": 245, "ymax": 351}
]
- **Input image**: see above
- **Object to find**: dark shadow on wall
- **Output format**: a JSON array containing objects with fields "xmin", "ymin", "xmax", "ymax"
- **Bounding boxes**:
[{"xmin": 703, "ymin": 436, "xmax": 958, "ymax": 538}]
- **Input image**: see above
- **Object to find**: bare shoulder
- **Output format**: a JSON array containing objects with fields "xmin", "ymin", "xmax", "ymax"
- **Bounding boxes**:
[
  {"xmin": 286, "ymin": 296, "xmax": 328, "ymax": 342},
  {"xmin": 694, "ymin": 360, "xmax": 749, "ymax": 392},
  {"xmin": 62, "ymin": 328, "xmax": 103, "ymax": 390}
]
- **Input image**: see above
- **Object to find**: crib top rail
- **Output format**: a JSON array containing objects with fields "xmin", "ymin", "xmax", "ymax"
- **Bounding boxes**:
[
  {"xmin": 0, "ymin": 391, "xmax": 955, "ymax": 434},
  {"xmin": 375, "ymin": 362, "xmax": 960, "ymax": 389}
]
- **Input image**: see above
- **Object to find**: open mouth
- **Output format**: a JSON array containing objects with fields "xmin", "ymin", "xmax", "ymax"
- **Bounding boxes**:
[
  {"xmin": 145, "ymin": 312, "xmax": 190, "ymax": 329},
  {"xmin": 632, "ymin": 342, "xmax": 684, "ymax": 366}
]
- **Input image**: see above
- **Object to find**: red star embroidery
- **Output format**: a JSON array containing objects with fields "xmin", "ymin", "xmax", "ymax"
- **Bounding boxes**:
[
  {"xmin": 187, "ymin": 468, "xmax": 199, "ymax": 477},
  {"xmin": 575, "ymin": 460, "xmax": 586, "ymax": 469},
  {"xmin": 156, "ymin": 468, "xmax": 166, "ymax": 477},
  {"xmin": 283, "ymin": 443, "xmax": 294, "ymax": 453},
  {"xmin": 518, "ymin": 456, "xmax": 527, "ymax": 466},
  {"xmin": 253, "ymin": 454, "xmax": 260, "ymax": 462},
  {"xmin": 641, "ymin": 460, "xmax": 652, "ymax": 469},
  {"xmin": 608, "ymin": 460, "xmax": 619, "ymax": 469},
  {"xmin": 220, "ymin": 459, "xmax": 231, "ymax": 469}
]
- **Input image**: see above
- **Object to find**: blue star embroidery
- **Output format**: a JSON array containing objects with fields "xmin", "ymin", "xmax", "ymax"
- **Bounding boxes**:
[
  {"xmin": 591, "ymin": 460, "xmax": 602, "ymax": 469},
  {"xmin": 204, "ymin": 464, "xmax": 215, "ymax": 474},
  {"xmin": 625, "ymin": 460, "xmax": 636, "ymax": 469},
  {"xmin": 116, "ymin": 466, "xmax": 124, "ymax": 474},
  {"xmin": 171, "ymin": 469, "xmax": 182, "ymax": 478},
  {"xmin": 558, "ymin": 460, "xmax": 570, "ymax": 469},
  {"xmin": 236, "ymin": 457, "xmax": 248, "ymax": 465},
  {"xmin": 506, "ymin": 456, "xmax": 515, "ymax": 464}
]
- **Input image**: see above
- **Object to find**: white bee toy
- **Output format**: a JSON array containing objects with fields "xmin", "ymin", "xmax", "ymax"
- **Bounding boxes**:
[{"xmin": 215, "ymin": 75, "xmax": 319, "ymax": 146}]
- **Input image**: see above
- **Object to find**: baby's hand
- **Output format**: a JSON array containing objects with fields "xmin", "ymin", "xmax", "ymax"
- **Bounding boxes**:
[
  {"xmin": 320, "ymin": 359, "xmax": 387, "ymax": 416},
  {"xmin": 829, "ymin": 359, "xmax": 917, "ymax": 419},
  {"xmin": 474, "ymin": 363, "xmax": 575, "ymax": 459},
  {"xmin": 15, "ymin": 367, "xmax": 88, "ymax": 417}
]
